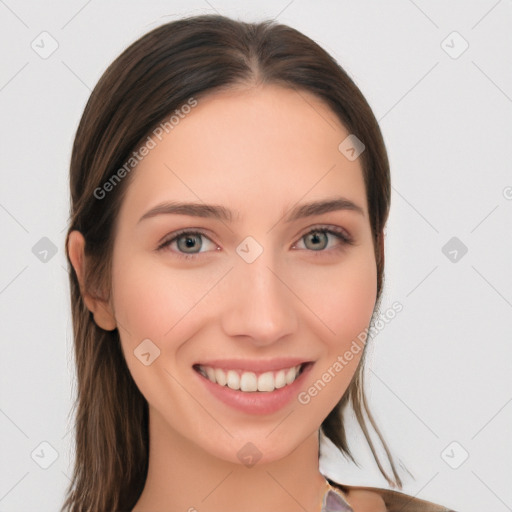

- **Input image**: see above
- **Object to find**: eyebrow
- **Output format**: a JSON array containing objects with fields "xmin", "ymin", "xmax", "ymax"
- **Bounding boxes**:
[{"xmin": 138, "ymin": 197, "xmax": 365, "ymax": 224}]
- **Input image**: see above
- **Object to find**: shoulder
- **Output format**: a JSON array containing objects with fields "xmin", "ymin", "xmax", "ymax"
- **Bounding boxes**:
[
  {"xmin": 344, "ymin": 488, "xmax": 386, "ymax": 511},
  {"xmin": 328, "ymin": 480, "xmax": 457, "ymax": 512}
]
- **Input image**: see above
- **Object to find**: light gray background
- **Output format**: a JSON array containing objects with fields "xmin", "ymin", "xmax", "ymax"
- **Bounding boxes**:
[{"xmin": 1, "ymin": 1, "xmax": 511, "ymax": 511}]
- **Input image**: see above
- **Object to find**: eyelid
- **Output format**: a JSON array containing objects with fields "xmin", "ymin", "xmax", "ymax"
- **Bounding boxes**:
[
  {"xmin": 294, "ymin": 224, "xmax": 353, "ymax": 246},
  {"xmin": 156, "ymin": 228, "xmax": 218, "ymax": 259},
  {"xmin": 156, "ymin": 227, "xmax": 215, "ymax": 248}
]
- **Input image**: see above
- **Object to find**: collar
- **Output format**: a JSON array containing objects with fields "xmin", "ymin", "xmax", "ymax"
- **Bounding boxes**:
[{"xmin": 320, "ymin": 480, "xmax": 354, "ymax": 512}]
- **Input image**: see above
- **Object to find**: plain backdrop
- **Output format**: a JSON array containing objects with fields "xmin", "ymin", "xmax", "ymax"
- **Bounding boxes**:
[{"xmin": 1, "ymin": 1, "xmax": 511, "ymax": 511}]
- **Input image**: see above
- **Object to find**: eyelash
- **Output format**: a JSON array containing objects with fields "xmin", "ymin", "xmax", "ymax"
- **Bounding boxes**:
[{"xmin": 156, "ymin": 225, "xmax": 354, "ymax": 261}]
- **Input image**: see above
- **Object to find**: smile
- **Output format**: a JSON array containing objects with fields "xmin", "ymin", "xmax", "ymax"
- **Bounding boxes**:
[{"xmin": 194, "ymin": 363, "xmax": 307, "ymax": 392}]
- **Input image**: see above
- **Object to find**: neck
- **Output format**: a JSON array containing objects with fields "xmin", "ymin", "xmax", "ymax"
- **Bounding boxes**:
[{"xmin": 132, "ymin": 406, "xmax": 329, "ymax": 512}]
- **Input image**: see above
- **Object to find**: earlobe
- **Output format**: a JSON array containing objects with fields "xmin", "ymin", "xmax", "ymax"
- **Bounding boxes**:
[
  {"xmin": 89, "ymin": 301, "xmax": 117, "ymax": 331},
  {"xmin": 67, "ymin": 230, "xmax": 117, "ymax": 331}
]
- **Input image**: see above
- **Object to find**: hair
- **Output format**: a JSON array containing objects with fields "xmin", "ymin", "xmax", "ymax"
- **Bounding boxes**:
[{"xmin": 62, "ymin": 13, "xmax": 400, "ymax": 512}]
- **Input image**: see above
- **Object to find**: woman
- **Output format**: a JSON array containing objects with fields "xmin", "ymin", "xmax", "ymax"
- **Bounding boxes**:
[{"xmin": 63, "ymin": 14, "xmax": 456, "ymax": 512}]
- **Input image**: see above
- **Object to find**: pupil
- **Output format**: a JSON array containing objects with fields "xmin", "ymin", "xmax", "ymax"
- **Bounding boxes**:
[
  {"xmin": 308, "ymin": 232, "xmax": 326, "ymax": 250},
  {"xmin": 179, "ymin": 234, "xmax": 200, "ymax": 252}
]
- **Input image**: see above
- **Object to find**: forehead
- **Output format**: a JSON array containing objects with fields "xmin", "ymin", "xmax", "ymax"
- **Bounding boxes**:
[{"xmin": 119, "ymin": 84, "xmax": 367, "ymax": 224}]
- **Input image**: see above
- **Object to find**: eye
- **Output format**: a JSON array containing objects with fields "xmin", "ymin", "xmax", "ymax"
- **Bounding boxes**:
[
  {"xmin": 157, "ymin": 230, "xmax": 218, "ymax": 260},
  {"xmin": 293, "ymin": 226, "xmax": 353, "ymax": 253}
]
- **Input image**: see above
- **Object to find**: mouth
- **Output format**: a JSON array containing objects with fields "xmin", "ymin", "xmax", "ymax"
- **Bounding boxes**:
[{"xmin": 192, "ymin": 362, "xmax": 312, "ymax": 393}]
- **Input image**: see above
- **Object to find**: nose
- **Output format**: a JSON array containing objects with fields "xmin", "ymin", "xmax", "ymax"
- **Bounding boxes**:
[{"xmin": 220, "ymin": 249, "xmax": 298, "ymax": 347}]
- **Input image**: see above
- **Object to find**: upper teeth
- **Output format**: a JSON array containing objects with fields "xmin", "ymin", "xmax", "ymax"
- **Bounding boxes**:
[{"xmin": 197, "ymin": 364, "xmax": 303, "ymax": 392}]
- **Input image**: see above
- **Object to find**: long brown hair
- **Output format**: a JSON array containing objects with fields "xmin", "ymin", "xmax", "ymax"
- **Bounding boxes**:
[{"xmin": 62, "ymin": 14, "xmax": 400, "ymax": 512}]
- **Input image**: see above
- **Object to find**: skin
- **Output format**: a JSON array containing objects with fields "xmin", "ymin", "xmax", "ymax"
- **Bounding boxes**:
[{"xmin": 68, "ymin": 84, "xmax": 386, "ymax": 511}]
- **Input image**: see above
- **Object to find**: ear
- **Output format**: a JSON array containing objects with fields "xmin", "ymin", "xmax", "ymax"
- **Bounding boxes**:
[{"xmin": 67, "ymin": 230, "xmax": 117, "ymax": 331}]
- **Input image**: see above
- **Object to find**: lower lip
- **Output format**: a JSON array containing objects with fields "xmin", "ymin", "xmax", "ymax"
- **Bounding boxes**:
[{"xmin": 194, "ymin": 363, "xmax": 313, "ymax": 415}]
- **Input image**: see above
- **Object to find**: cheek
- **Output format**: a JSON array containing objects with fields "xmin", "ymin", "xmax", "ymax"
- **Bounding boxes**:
[
  {"xmin": 109, "ymin": 252, "xmax": 205, "ymax": 405},
  {"xmin": 294, "ymin": 251, "xmax": 376, "ymax": 415},
  {"xmin": 111, "ymin": 253, "xmax": 191, "ymax": 340},
  {"xmin": 298, "ymin": 248, "xmax": 378, "ymax": 348}
]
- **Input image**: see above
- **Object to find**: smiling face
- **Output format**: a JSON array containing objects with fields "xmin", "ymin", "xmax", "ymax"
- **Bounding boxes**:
[{"xmin": 109, "ymin": 84, "xmax": 377, "ymax": 464}]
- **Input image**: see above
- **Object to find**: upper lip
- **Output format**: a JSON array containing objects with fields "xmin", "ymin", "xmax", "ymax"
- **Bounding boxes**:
[{"xmin": 193, "ymin": 357, "xmax": 312, "ymax": 373}]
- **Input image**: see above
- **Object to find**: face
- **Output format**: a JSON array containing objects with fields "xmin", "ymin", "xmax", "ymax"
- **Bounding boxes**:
[{"xmin": 109, "ymin": 84, "xmax": 377, "ymax": 464}]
